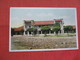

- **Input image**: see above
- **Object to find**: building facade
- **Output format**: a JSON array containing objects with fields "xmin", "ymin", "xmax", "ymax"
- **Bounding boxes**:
[{"xmin": 23, "ymin": 19, "xmax": 64, "ymax": 35}]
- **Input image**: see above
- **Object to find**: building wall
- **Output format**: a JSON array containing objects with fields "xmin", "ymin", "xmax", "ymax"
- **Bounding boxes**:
[{"xmin": 24, "ymin": 20, "xmax": 64, "ymax": 35}]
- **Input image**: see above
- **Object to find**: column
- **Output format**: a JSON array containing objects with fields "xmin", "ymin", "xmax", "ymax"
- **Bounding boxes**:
[
  {"xmin": 61, "ymin": 30, "xmax": 64, "ymax": 34},
  {"xmin": 41, "ymin": 31, "xmax": 42, "ymax": 34},
  {"xmin": 24, "ymin": 21, "xmax": 26, "ymax": 35},
  {"xmin": 24, "ymin": 31, "xmax": 26, "ymax": 35},
  {"xmin": 31, "ymin": 32, "xmax": 33, "ymax": 36},
  {"xmin": 37, "ymin": 31, "xmax": 39, "ymax": 35},
  {"xmin": 49, "ymin": 31, "xmax": 51, "ymax": 34},
  {"xmin": 60, "ymin": 21, "xmax": 64, "ymax": 34},
  {"xmin": 27, "ymin": 31, "xmax": 29, "ymax": 36},
  {"xmin": 54, "ymin": 32, "xmax": 56, "ymax": 35},
  {"xmin": 58, "ymin": 31, "xmax": 60, "ymax": 35}
]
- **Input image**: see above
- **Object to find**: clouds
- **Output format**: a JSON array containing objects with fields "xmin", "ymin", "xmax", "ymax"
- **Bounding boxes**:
[
  {"xmin": 11, "ymin": 17, "xmax": 24, "ymax": 28},
  {"xmin": 11, "ymin": 13, "xmax": 72, "ymax": 27},
  {"xmin": 38, "ymin": 13, "xmax": 54, "ymax": 17},
  {"xmin": 22, "ymin": 13, "xmax": 55, "ymax": 20},
  {"xmin": 25, "ymin": 13, "xmax": 54, "ymax": 18},
  {"xmin": 60, "ymin": 16, "xmax": 69, "ymax": 18},
  {"xmin": 25, "ymin": 13, "xmax": 33, "ymax": 17},
  {"xmin": 11, "ymin": 8, "xmax": 76, "ymax": 27}
]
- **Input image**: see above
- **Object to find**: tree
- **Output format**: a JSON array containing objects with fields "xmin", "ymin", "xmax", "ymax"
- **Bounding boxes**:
[
  {"xmin": 73, "ymin": 29, "xmax": 76, "ymax": 33},
  {"xmin": 27, "ymin": 28, "xmax": 37, "ymax": 35},
  {"xmin": 52, "ymin": 26, "xmax": 60, "ymax": 35},
  {"xmin": 20, "ymin": 30, "xmax": 24, "ymax": 35},
  {"xmin": 54, "ymin": 21, "xmax": 60, "ymax": 27},
  {"xmin": 52, "ymin": 21, "xmax": 61, "ymax": 35},
  {"xmin": 41, "ymin": 26, "xmax": 50, "ymax": 36},
  {"xmin": 64, "ymin": 26, "xmax": 73, "ymax": 35},
  {"xmin": 11, "ymin": 28, "xmax": 15, "ymax": 36}
]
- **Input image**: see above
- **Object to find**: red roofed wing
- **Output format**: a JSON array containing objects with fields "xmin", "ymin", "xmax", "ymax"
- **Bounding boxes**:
[
  {"xmin": 55, "ymin": 19, "xmax": 62, "ymax": 22},
  {"xmin": 24, "ymin": 20, "xmax": 31, "ymax": 23},
  {"xmin": 73, "ymin": 25, "xmax": 76, "ymax": 29},
  {"xmin": 14, "ymin": 26, "xmax": 24, "ymax": 31},
  {"xmin": 34, "ymin": 21, "xmax": 54, "ymax": 25}
]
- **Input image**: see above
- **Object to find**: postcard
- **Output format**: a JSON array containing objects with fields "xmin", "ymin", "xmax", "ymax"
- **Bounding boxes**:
[{"xmin": 10, "ymin": 7, "xmax": 78, "ymax": 52}]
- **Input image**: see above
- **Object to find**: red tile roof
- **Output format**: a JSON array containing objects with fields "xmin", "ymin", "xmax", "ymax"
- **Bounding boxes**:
[
  {"xmin": 72, "ymin": 25, "xmax": 76, "ymax": 29},
  {"xmin": 55, "ymin": 19, "xmax": 62, "ymax": 22},
  {"xmin": 34, "ymin": 21, "xmax": 54, "ymax": 25},
  {"xmin": 24, "ymin": 20, "xmax": 31, "ymax": 22},
  {"xmin": 14, "ymin": 26, "xmax": 24, "ymax": 31},
  {"xmin": 24, "ymin": 19, "xmax": 62, "ymax": 25}
]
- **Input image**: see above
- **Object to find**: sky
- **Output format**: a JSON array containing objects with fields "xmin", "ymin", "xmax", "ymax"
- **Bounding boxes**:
[{"xmin": 10, "ymin": 7, "xmax": 77, "ymax": 28}]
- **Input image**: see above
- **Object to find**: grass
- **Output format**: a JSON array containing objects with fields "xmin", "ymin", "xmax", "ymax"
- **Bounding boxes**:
[
  {"xmin": 11, "ymin": 33, "xmax": 76, "ymax": 50},
  {"xmin": 33, "ymin": 34, "xmax": 76, "ymax": 37},
  {"xmin": 45, "ymin": 34, "xmax": 76, "ymax": 37},
  {"xmin": 11, "ymin": 36, "xmax": 77, "ymax": 50}
]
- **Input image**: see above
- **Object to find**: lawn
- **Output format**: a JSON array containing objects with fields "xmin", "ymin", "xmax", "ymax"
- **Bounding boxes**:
[
  {"xmin": 11, "ymin": 35, "xmax": 77, "ymax": 50},
  {"xmin": 33, "ymin": 34, "xmax": 76, "ymax": 37},
  {"xmin": 44, "ymin": 34, "xmax": 76, "ymax": 37}
]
